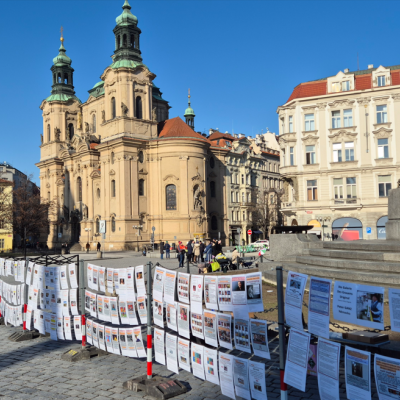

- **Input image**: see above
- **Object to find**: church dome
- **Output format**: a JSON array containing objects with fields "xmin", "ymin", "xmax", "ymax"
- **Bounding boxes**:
[
  {"xmin": 184, "ymin": 106, "xmax": 195, "ymax": 117},
  {"xmin": 116, "ymin": 0, "xmax": 138, "ymax": 26},
  {"xmin": 53, "ymin": 43, "xmax": 72, "ymax": 66}
]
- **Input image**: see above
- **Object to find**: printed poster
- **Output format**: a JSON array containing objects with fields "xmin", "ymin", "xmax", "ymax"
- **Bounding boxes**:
[
  {"xmin": 166, "ymin": 333, "xmax": 179, "ymax": 374},
  {"xmin": 135, "ymin": 265, "xmax": 146, "ymax": 296},
  {"xmin": 249, "ymin": 361, "xmax": 267, "ymax": 400},
  {"xmin": 318, "ymin": 338, "xmax": 340, "ymax": 400},
  {"xmin": 204, "ymin": 310, "xmax": 218, "ymax": 347},
  {"xmin": 190, "ymin": 275, "xmax": 203, "ymax": 304},
  {"xmin": 250, "ymin": 319, "xmax": 270, "ymax": 359},
  {"xmin": 154, "ymin": 328, "xmax": 166, "ymax": 365},
  {"xmin": 217, "ymin": 313, "xmax": 232, "ymax": 350},
  {"xmin": 218, "ymin": 276, "xmax": 233, "ymax": 312},
  {"xmin": 178, "ymin": 272, "xmax": 190, "ymax": 304},
  {"xmin": 285, "ymin": 271, "xmax": 308, "ymax": 330},
  {"xmin": 219, "ymin": 353, "xmax": 236, "ymax": 400},
  {"xmin": 178, "ymin": 338, "xmax": 191, "ymax": 372},
  {"xmin": 204, "ymin": 347, "xmax": 219, "ymax": 385},
  {"xmin": 345, "ymin": 346, "xmax": 371, "ymax": 400},
  {"xmin": 233, "ymin": 357, "xmax": 251, "ymax": 400},
  {"xmin": 153, "ymin": 266, "xmax": 165, "ymax": 301},
  {"xmin": 164, "ymin": 270, "xmax": 177, "ymax": 304},
  {"xmin": 178, "ymin": 303, "xmax": 190, "ymax": 339},
  {"xmin": 191, "ymin": 342, "xmax": 205, "ymax": 380},
  {"xmin": 204, "ymin": 276, "xmax": 218, "ymax": 310}
]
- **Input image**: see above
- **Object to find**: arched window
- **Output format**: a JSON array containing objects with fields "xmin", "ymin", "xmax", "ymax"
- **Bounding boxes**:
[
  {"xmin": 92, "ymin": 114, "xmax": 96, "ymax": 133},
  {"xmin": 111, "ymin": 180, "xmax": 116, "ymax": 197},
  {"xmin": 123, "ymin": 34, "xmax": 127, "ymax": 47},
  {"xmin": 210, "ymin": 181, "xmax": 216, "ymax": 198},
  {"xmin": 111, "ymin": 97, "xmax": 116, "ymax": 119},
  {"xmin": 47, "ymin": 124, "xmax": 51, "ymax": 142},
  {"xmin": 68, "ymin": 123, "xmax": 74, "ymax": 140},
  {"xmin": 131, "ymin": 35, "xmax": 135, "ymax": 48},
  {"xmin": 139, "ymin": 179, "xmax": 145, "ymax": 196},
  {"xmin": 64, "ymin": 73, "xmax": 68, "ymax": 84},
  {"xmin": 96, "ymin": 218, "xmax": 100, "ymax": 233},
  {"xmin": 77, "ymin": 177, "xmax": 82, "ymax": 202},
  {"xmin": 135, "ymin": 96, "xmax": 143, "ymax": 119},
  {"xmin": 117, "ymin": 35, "xmax": 121, "ymax": 49},
  {"xmin": 332, "ymin": 217, "xmax": 363, "ymax": 241},
  {"xmin": 211, "ymin": 215, "xmax": 218, "ymax": 231},
  {"xmin": 377, "ymin": 216, "xmax": 388, "ymax": 240},
  {"xmin": 166, "ymin": 184, "xmax": 176, "ymax": 210},
  {"xmin": 96, "ymin": 188, "xmax": 100, "ymax": 198},
  {"xmin": 111, "ymin": 217, "xmax": 116, "ymax": 232},
  {"xmin": 53, "ymin": 74, "xmax": 56, "ymax": 84},
  {"xmin": 111, "ymin": 152, "xmax": 115, "ymax": 165},
  {"xmin": 292, "ymin": 219, "xmax": 299, "ymax": 226},
  {"xmin": 57, "ymin": 73, "xmax": 61, "ymax": 83},
  {"xmin": 138, "ymin": 151, "xmax": 144, "ymax": 163}
]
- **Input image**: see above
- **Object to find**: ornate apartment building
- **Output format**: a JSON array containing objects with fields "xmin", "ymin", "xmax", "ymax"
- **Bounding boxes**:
[
  {"xmin": 277, "ymin": 64, "xmax": 400, "ymax": 240},
  {"xmin": 36, "ymin": 1, "xmax": 227, "ymax": 250}
]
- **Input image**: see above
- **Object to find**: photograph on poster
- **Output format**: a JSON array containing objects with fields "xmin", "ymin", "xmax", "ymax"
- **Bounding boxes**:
[
  {"xmin": 356, "ymin": 291, "xmax": 383, "ymax": 323},
  {"xmin": 345, "ymin": 347, "xmax": 371, "ymax": 400}
]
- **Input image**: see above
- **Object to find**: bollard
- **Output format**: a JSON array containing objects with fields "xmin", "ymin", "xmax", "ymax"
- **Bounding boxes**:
[
  {"xmin": 23, "ymin": 304, "xmax": 27, "ymax": 331},
  {"xmin": 0, "ymin": 295, "xmax": 2, "ymax": 318},
  {"xmin": 81, "ymin": 315, "xmax": 86, "ymax": 347},
  {"xmin": 276, "ymin": 266, "xmax": 288, "ymax": 400},
  {"xmin": 146, "ymin": 261, "xmax": 153, "ymax": 379}
]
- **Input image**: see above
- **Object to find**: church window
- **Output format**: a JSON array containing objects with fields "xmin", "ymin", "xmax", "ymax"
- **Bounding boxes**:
[
  {"xmin": 96, "ymin": 218, "xmax": 100, "ymax": 233},
  {"xmin": 111, "ymin": 180, "xmax": 116, "ymax": 197},
  {"xmin": 210, "ymin": 157, "xmax": 215, "ymax": 169},
  {"xmin": 131, "ymin": 35, "xmax": 135, "ymax": 48},
  {"xmin": 138, "ymin": 151, "xmax": 144, "ymax": 163},
  {"xmin": 57, "ymin": 73, "xmax": 61, "ymax": 83},
  {"xmin": 211, "ymin": 215, "xmax": 218, "ymax": 231},
  {"xmin": 111, "ymin": 97, "xmax": 116, "ymax": 119},
  {"xmin": 135, "ymin": 96, "xmax": 143, "ymax": 119},
  {"xmin": 139, "ymin": 179, "xmax": 145, "ymax": 196},
  {"xmin": 64, "ymin": 73, "xmax": 68, "ymax": 84},
  {"xmin": 117, "ymin": 35, "xmax": 121, "ymax": 49},
  {"xmin": 210, "ymin": 181, "xmax": 216, "ymax": 198},
  {"xmin": 111, "ymin": 152, "xmax": 115, "ymax": 164},
  {"xmin": 92, "ymin": 114, "xmax": 96, "ymax": 133},
  {"xmin": 166, "ymin": 184, "xmax": 177, "ymax": 210},
  {"xmin": 111, "ymin": 217, "xmax": 116, "ymax": 232},
  {"xmin": 77, "ymin": 177, "xmax": 82, "ymax": 202},
  {"xmin": 123, "ymin": 34, "xmax": 127, "ymax": 47},
  {"xmin": 47, "ymin": 124, "xmax": 51, "ymax": 142},
  {"xmin": 68, "ymin": 123, "xmax": 74, "ymax": 140}
]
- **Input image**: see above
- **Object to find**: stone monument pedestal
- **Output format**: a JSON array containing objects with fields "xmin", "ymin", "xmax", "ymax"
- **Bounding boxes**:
[{"xmin": 385, "ymin": 187, "xmax": 400, "ymax": 240}]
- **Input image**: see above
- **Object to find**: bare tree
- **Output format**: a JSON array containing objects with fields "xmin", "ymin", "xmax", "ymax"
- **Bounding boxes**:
[
  {"xmin": 249, "ymin": 188, "xmax": 284, "ymax": 239},
  {"xmin": 0, "ymin": 179, "xmax": 13, "ymax": 240}
]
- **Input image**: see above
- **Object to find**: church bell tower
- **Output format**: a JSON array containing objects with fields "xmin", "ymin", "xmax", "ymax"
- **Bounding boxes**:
[{"xmin": 184, "ymin": 89, "xmax": 195, "ymax": 130}]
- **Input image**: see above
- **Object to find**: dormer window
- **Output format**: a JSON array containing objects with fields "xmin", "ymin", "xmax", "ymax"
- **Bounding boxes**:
[
  {"xmin": 342, "ymin": 81, "xmax": 350, "ymax": 91},
  {"xmin": 378, "ymin": 76, "xmax": 386, "ymax": 87},
  {"xmin": 332, "ymin": 82, "xmax": 340, "ymax": 92}
]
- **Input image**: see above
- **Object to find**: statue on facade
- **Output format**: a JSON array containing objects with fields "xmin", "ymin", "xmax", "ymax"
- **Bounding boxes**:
[
  {"xmin": 193, "ymin": 185, "xmax": 203, "ymax": 210},
  {"xmin": 78, "ymin": 113, "xmax": 82, "ymax": 130},
  {"xmin": 196, "ymin": 214, "xmax": 203, "ymax": 227},
  {"xmin": 152, "ymin": 107, "xmax": 157, "ymax": 122},
  {"xmin": 82, "ymin": 204, "xmax": 88, "ymax": 220},
  {"xmin": 54, "ymin": 127, "xmax": 61, "ymax": 141},
  {"xmin": 121, "ymin": 102, "xmax": 129, "ymax": 116},
  {"xmin": 85, "ymin": 122, "xmax": 89, "ymax": 133},
  {"xmin": 102, "ymin": 110, "xmax": 105, "ymax": 123}
]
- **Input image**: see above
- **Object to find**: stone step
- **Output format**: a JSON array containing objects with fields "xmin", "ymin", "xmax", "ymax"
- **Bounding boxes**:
[
  {"xmin": 266, "ymin": 261, "xmax": 400, "ymax": 286},
  {"xmin": 295, "ymin": 255, "xmax": 400, "ymax": 272},
  {"xmin": 322, "ymin": 240, "xmax": 400, "ymax": 253}
]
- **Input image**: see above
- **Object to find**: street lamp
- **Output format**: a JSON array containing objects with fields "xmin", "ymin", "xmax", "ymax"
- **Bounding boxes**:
[
  {"xmin": 317, "ymin": 216, "xmax": 331, "ymax": 241},
  {"xmin": 133, "ymin": 225, "xmax": 143, "ymax": 252}
]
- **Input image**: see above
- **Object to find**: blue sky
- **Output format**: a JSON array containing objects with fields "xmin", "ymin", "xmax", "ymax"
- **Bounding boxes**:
[{"xmin": 0, "ymin": 0, "xmax": 398, "ymax": 185}]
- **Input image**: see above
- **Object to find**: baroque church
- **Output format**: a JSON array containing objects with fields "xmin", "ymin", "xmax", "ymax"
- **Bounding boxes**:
[{"xmin": 37, "ymin": 1, "xmax": 227, "ymax": 250}]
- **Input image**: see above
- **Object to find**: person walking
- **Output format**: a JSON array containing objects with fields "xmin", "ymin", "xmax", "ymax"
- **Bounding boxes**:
[
  {"xmin": 86, "ymin": 242, "xmax": 90, "ymax": 253},
  {"xmin": 187, "ymin": 240, "xmax": 193, "ymax": 263},
  {"xmin": 231, "ymin": 247, "xmax": 239, "ymax": 269},
  {"xmin": 178, "ymin": 241, "xmax": 185, "ymax": 268},
  {"xmin": 199, "ymin": 241, "xmax": 205, "ymax": 262},
  {"xmin": 165, "ymin": 241, "xmax": 171, "ymax": 259},
  {"xmin": 160, "ymin": 241, "xmax": 165, "ymax": 260},
  {"xmin": 97, "ymin": 242, "xmax": 101, "ymax": 252},
  {"xmin": 193, "ymin": 240, "xmax": 200, "ymax": 263},
  {"xmin": 205, "ymin": 240, "xmax": 213, "ymax": 263}
]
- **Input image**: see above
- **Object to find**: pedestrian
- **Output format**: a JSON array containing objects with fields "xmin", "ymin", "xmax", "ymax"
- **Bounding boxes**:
[
  {"xmin": 160, "ymin": 241, "xmax": 164, "ymax": 260},
  {"xmin": 97, "ymin": 242, "xmax": 101, "ymax": 252},
  {"xmin": 205, "ymin": 240, "xmax": 213, "ymax": 262},
  {"xmin": 212, "ymin": 239, "xmax": 220, "ymax": 258},
  {"xmin": 199, "ymin": 240, "xmax": 205, "ymax": 262},
  {"xmin": 187, "ymin": 240, "xmax": 193, "ymax": 263},
  {"xmin": 193, "ymin": 240, "xmax": 200, "ymax": 263},
  {"xmin": 165, "ymin": 241, "xmax": 171, "ymax": 259},
  {"xmin": 86, "ymin": 242, "xmax": 90, "ymax": 253},
  {"xmin": 178, "ymin": 241, "xmax": 185, "ymax": 268}
]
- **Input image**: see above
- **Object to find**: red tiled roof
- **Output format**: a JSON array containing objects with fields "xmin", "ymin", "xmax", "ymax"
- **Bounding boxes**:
[
  {"xmin": 158, "ymin": 117, "xmax": 208, "ymax": 140},
  {"xmin": 355, "ymin": 74, "xmax": 371, "ymax": 90},
  {"xmin": 90, "ymin": 143, "xmax": 99, "ymax": 149},
  {"xmin": 208, "ymin": 131, "xmax": 235, "ymax": 141},
  {"xmin": 287, "ymin": 81, "xmax": 327, "ymax": 103}
]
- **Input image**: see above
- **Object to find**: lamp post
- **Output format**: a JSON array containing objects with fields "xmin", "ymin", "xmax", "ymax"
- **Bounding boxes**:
[
  {"xmin": 317, "ymin": 216, "xmax": 331, "ymax": 241},
  {"xmin": 133, "ymin": 225, "xmax": 143, "ymax": 252}
]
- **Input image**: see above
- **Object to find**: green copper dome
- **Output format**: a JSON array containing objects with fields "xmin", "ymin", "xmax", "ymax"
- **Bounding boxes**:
[
  {"xmin": 116, "ymin": 0, "xmax": 138, "ymax": 26},
  {"xmin": 92, "ymin": 81, "xmax": 104, "ymax": 89},
  {"xmin": 110, "ymin": 59, "xmax": 147, "ymax": 70},
  {"xmin": 53, "ymin": 43, "xmax": 72, "ymax": 66},
  {"xmin": 45, "ymin": 93, "xmax": 82, "ymax": 104},
  {"xmin": 184, "ymin": 106, "xmax": 195, "ymax": 117}
]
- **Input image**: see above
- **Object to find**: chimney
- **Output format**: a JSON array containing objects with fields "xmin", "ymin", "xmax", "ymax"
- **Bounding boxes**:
[
  {"xmin": 247, "ymin": 136, "xmax": 252, "ymax": 140},
  {"xmin": 234, "ymin": 134, "xmax": 238, "ymax": 138},
  {"xmin": 209, "ymin": 129, "xmax": 213, "ymax": 136},
  {"xmin": 344, "ymin": 68, "xmax": 349, "ymax": 73},
  {"xmin": 368, "ymin": 64, "xmax": 374, "ymax": 69}
]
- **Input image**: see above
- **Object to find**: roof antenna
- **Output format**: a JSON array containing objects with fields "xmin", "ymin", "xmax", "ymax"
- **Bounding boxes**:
[{"xmin": 357, "ymin": 52, "xmax": 359, "ymax": 71}]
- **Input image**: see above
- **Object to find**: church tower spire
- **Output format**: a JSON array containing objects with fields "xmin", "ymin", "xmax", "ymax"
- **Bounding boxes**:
[
  {"xmin": 184, "ymin": 89, "xmax": 195, "ymax": 130},
  {"xmin": 49, "ymin": 27, "xmax": 78, "ymax": 101},
  {"xmin": 113, "ymin": 0, "xmax": 143, "ymax": 64}
]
